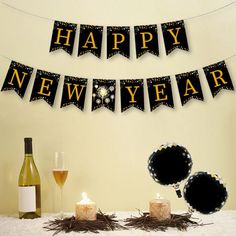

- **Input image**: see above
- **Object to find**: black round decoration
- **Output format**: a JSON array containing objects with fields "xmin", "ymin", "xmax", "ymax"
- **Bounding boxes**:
[
  {"xmin": 184, "ymin": 172, "xmax": 228, "ymax": 214},
  {"xmin": 148, "ymin": 144, "xmax": 192, "ymax": 186}
]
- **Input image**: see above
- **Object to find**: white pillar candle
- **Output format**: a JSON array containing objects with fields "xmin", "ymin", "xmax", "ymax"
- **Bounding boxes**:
[
  {"xmin": 149, "ymin": 193, "xmax": 171, "ymax": 221},
  {"xmin": 75, "ymin": 192, "xmax": 97, "ymax": 221}
]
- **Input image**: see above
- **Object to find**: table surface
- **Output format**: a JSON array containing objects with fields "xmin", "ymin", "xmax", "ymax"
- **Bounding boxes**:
[{"xmin": 0, "ymin": 211, "xmax": 236, "ymax": 236}]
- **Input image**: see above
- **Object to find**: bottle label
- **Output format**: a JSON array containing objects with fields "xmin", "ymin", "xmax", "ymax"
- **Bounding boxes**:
[{"xmin": 18, "ymin": 186, "xmax": 36, "ymax": 212}]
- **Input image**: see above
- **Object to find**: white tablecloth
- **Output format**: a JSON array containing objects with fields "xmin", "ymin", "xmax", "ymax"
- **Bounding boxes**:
[{"xmin": 0, "ymin": 211, "xmax": 236, "ymax": 236}]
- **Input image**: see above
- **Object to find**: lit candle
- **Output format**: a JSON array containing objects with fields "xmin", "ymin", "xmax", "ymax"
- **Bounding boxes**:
[
  {"xmin": 149, "ymin": 193, "xmax": 171, "ymax": 221},
  {"xmin": 75, "ymin": 192, "xmax": 97, "ymax": 221}
]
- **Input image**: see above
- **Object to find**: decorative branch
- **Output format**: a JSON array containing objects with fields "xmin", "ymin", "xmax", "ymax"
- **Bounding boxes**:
[
  {"xmin": 124, "ymin": 212, "xmax": 209, "ymax": 232},
  {"xmin": 44, "ymin": 209, "xmax": 126, "ymax": 235}
]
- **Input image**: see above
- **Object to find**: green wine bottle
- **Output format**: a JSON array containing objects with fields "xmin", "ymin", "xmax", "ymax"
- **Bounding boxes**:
[{"xmin": 18, "ymin": 138, "xmax": 41, "ymax": 219}]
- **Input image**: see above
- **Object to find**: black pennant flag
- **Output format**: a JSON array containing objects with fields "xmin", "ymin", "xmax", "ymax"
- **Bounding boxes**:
[
  {"xmin": 161, "ymin": 20, "xmax": 189, "ymax": 55},
  {"xmin": 61, "ymin": 76, "xmax": 87, "ymax": 110},
  {"xmin": 30, "ymin": 70, "xmax": 60, "ymax": 106},
  {"xmin": 203, "ymin": 61, "xmax": 234, "ymax": 97},
  {"xmin": 120, "ymin": 79, "xmax": 144, "ymax": 112},
  {"xmin": 134, "ymin": 25, "xmax": 159, "ymax": 58},
  {"xmin": 176, "ymin": 70, "xmax": 204, "ymax": 106},
  {"xmin": 147, "ymin": 77, "xmax": 174, "ymax": 111},
  {"xmin": 107, "ymin": 26, "xmax": 130, "ymax": 59},
  {"xmin": 49, "ymin": 21, "xmax": 77, "ymax": 55},
  {"xmin": 78, "ymin": 25, "xmax": 103, "ymax": 58},
  {"xmin": 1, "ymin": 61, "xmax": 33, "ymax": 98},
  {"xmin": 92, "ymin": 79, "xmax": 116, "ymax": 112}
]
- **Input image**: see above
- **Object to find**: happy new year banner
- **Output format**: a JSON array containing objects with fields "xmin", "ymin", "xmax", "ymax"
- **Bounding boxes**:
[
  {"xmin": 147, "ymin": 77, "xmax": 174, "ymax": 111},
  {"xmin": 203, "ymin": 61, "xmax": 234, "ymax": 97},
  {"xmin": 161, "ymin": 20, "xmax": 189, "ymax": 55},
  {"xmin": 30, "ymin": 70, "xmax": 60, "ymax": 106},
  {"xmin": 0, "ymin": 59, "xmax": 234, "ymax": 112},
  {"xmin": 61, "ymin": 76, "xmax": 87, "ymax": 110},
  {"xmin": 78, "ymin": 25, "xmax": 103, "ymax": 58},
  {"xmin": 49, "ymin": 21, "xmax": 77, "ymax": 55},
  {"xmin": 134, "ymin": 25, "xmax": 159, "ymax": 58},
  {"xmin": 92, "ymin": 79, "xmax": 116, "ymax": 111},
  {"xmin": 0, "ymin": 1, "xmax": 233, "ymax": 60},
  {"xmin": 1, "ymin": 61, "xmax": 33, "ymax": 98},
  {"xmin": 49, "ymin": 20, "xmax": 188, "ymax": 58},
  {"xmin": 120, "ymin": 79, "xmax": 144, "ymax": 112},
  {"xmin": 176, "ymin": 70, "xmax": 204, "ymax": 106},
  {"xmin": 107, "ymin": 26, "xmax": 130, "ymax": 59}
]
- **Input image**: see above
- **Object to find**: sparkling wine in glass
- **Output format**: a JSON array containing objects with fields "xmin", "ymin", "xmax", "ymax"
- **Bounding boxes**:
[{"xmin": 52, "ymin": 152, "xmax": 68, "ymax": 217}]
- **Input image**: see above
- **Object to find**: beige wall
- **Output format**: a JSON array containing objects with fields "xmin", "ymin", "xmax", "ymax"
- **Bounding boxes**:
[{"xmin": 0, "ymin": 0, "xmax": 236, "ymax": 214}]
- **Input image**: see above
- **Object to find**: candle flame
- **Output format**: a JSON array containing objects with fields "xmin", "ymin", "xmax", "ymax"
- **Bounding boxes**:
[
  {"xmin": 82, "ymin": 192, "xmax": 88, "ymax": 199},
  {"xmin": 156, "ymin": 193, "xmax": 162, "ymax": 199},
  {"xmin": 80, "ymin": 192, "xmax": 91, "ymax": 204}
]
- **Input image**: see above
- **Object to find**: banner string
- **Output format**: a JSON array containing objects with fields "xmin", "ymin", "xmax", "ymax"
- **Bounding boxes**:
[
  {"xmin": 0, "ymin": 1, "xmax": 53, "ymax": 21},
  {"xmin": 184, "ymin": 1, "xmax": 236, "ymax": 21},
  {"xmin": 0, "ymin": 53, "xmax": 236, "ymax": 78},
  {"xmin": 0, "ymin": 1, "xmax": 236, "ymax": 24}
]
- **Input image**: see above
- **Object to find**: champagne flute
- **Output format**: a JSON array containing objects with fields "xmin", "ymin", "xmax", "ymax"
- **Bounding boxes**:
[{"xmin": 52, "ymin": 152, "xmax": 68, "ymax": 218}]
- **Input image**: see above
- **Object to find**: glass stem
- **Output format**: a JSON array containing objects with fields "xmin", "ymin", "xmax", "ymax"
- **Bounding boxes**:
[{"xmin": 60, "ymin": 186, "xmax": 63, "ymax": 218}]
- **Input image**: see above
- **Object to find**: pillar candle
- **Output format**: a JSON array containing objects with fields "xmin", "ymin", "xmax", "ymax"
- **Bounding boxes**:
[
  {"xmin": 75, "ymin": 192, "xmax": 97, "ymax": 221},
  {"xmin": 149, "ymin": 193, "xmax": 171, "ymax": 221}
]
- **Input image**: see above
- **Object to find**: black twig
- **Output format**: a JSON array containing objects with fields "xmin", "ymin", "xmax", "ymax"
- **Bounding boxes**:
[
  {"xmin": 124, "ymin": 212, "xmax": 210, "ymax": 232},
  {"xmin": 44, "ymin": 210, "xmax": 126, "ymax": 235}
]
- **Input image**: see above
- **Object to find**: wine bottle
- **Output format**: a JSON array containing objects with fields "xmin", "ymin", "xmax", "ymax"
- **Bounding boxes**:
[{"xmin": 18, "ymin": 137, "xmax": 41, "ymax": 219}]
